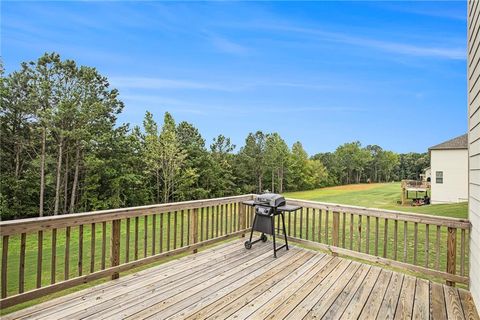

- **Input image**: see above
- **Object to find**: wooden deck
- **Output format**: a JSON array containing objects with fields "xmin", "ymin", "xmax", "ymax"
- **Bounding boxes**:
[{"xmin": 4, "ymin": 239, "xmax": 479, "ymax": 320}]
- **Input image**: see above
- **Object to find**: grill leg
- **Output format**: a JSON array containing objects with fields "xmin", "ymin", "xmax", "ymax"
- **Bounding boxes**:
[
  {"xmin": 281, "ymin": 213, "xmax": 289, "ymax": 250},
  {"xmin": 271, "ymin": 215, "xmax": 277, "ymax": 258},
  {"xmin": 248, "ymin": 214, "xmax": 256, "ymax": 243}
]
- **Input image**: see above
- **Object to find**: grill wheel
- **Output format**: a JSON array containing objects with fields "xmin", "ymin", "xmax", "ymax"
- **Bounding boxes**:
[{"xmin": 261, "ymin": 234, "xmax": 268, "ymax": 242}]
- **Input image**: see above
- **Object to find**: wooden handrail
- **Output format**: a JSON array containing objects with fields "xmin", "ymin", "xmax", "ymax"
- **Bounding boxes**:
[
  {"xmin": 0, "ymin": 195, "xmax": 255, "ymax": 308},
  {"xmin": 0, "ymin": 194, "xmax": 471, "ymax": 309},
  {"xmin": 0, "ymin": 194, "xmax": 255, "ymax": 236},
  {"xmin": 286, "ymin": 198, "xmax": 471, "ymax": 229},
  {"xmin": 282, "ymin": 198, "xmax": 470, "ymax": 287}
]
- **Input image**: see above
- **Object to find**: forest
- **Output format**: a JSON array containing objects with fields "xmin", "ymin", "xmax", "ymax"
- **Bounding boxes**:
[{"xmin": 0, "ymin": 53, "xmax": 429, "ymax": 220}]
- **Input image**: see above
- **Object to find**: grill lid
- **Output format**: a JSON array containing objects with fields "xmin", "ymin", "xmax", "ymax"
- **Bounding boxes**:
[{"xmin": 254, "ymin": 193, "xmax": 286, "ymax": 207}]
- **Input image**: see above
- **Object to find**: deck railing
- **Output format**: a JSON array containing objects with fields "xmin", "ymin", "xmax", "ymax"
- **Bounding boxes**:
[
  {"xmin": 0, "ymin": 194, "xmax": 471, "ymax": 308},
  {"xmin": 0, "ymin": 195, "xmax": 255, "ymax": 308},
  {"xmin": 284, "ymin": 198, "xmax": 470, "ymax": 287}
]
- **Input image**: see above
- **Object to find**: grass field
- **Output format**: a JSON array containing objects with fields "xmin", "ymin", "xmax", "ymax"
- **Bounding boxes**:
[
  {"xmin": 1, "ymin": 183, "xmax": 469, "ymax": 315},
  {"xmin": 284, "ymin": 182, "xmax": 468, "ymax": 219}
]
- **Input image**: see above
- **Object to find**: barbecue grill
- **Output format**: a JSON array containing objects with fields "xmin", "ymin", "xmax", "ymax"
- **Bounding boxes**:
[{"xmin": 243, "ymin": 193, "xmax": 302, "ymax": 257}]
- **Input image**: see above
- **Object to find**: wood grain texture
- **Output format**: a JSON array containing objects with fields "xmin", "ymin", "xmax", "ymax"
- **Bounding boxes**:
[
  {"xmin": 1, "ymin": 235, "xmax": 9, "ymax": 298},
  {"xmin": 3, "ymin": 240, "xmax": 478, "ymax": 320}
]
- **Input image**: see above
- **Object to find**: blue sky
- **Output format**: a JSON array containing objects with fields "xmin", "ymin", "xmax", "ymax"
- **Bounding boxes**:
[{"xmin": 2, "ymin": 1, "xmax": 468, "ymax": 154}]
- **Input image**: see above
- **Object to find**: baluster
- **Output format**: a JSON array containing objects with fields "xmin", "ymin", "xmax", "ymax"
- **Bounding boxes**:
[
  {"xmin": 37, "ymin": 231, "xmax": 43, "ymax": 288},
  {"xmin": 446, "ymin": 227, "xmax": 457, "ymax": 286},
  {"xmin": 414, "ymin": 222, "xmax": 418, "ymax": 265},
  {"xmin": 201, "ymin": 207, "xmax": 204, "ymax": 241},
  {"xmin": 234, "ymin": 203, "xmax": 238, "ymax": 232},
  {"xmin": 312, "ymin": 208, "xmax": 316, "ymax": 242},
  {"xmin": 125, "ymin": 218, "xmax": 130, "ymax": 263},
  {"xmin": 306, "ymin": 208, "xmax": 310, "ymax": 240},
  {"xmin": 2, "ymin": 235, "xmax": 9, "ymax": 298},
  {"xmin": 102, "ymin": 221, "xmax": 107, "ymax": 269},
  {"xmin": 393, "ymin": 220, "xmax": 398, "ymax": 260},
  {"xmin": 342, "ymin": 212, "xmax": 346, "ymax": 248},
  {"xmin": 216, "ymin": 206, "xmax": 219, "ymax": 238},
  {"xmin": 333, "ymin": 211, "xmax": 339, "ymax": 247},
  {"xmin": 143, "ymin": 216, "xmax": 148, "ymax": 256},
  {"xmin": 111, "ymin": 219, "xmax": 121, "ymax": 280},
  {"xmin": 425, "ymin": 224, "xmax": 430, "ymax": 268},
  {"xmin": 152, "ymin": 214, "xmax": 156, "ymax": 254},
  {"xmin": 78, "ymin": 225, "xmax": 83, "ymax": 276},
  {"xmin": 461, "ymin": 229, "xmax": 466, "ymax": 276},
  {"xmin": 319, "ymin": 209, "xmax": 323, "ymax": 242},
  {"xmin": 51, "ymin": 228, "xmax": 57, "ymax": 284},
  {"xmin": 167, "ymin": 212, "xmax": 171, "ymax": 251},
  {"xmin": 357, "ymin": 215, "xmax": 362, "ymax": 252},
  {"xmin": 220, "ymin": 205, "xmax": 224, "ymax": 236},
  {"xmin": 383, "ymin": 219, "xmax": 388, "ymax": 258},
  {"xmin": 239, "ymin": 203, "xmax": 246, "ymax": 237},
  {"xmin": 375, "ymin": 217, "xmax": 379, "ymax": 256},
  {"xmin": 134, "ymin": 217, "xmax": 139, "ymax": 259},
  {"xmin": 403, "ymin": 221, "xmax": 408, "ymax": 262},
  {"xmin": 299, "ymin": 208, "xmax": 303, "ymax": 239},
  {"xmin": 159, "ymin": 214, "xmax": 164, "ymax": 253},
  {"xmin": 65, "ymin": 227, "xmax": 71, "ymax": 280},
  {"xmin": 205, "ymin": 207, "xmax": 210, "ymax": 240},
  {"xmin": 294, "ymin": 210, "xmax": 297, "ymax": 238},
  {"xmin": 325, "ymin": 210, "xmax": 329, "ymax": 243},
  {"xmin": 19, "ymin": 233, "xmax": 26, "ymax": 293},
  {"xmin": 187, "ymin": 209, "xmax": 191, "ymax": 244},
  {"xmin": 366, "ymin": 216, "xmax": 370, "ymax": 254},
  {"xmin": 180, "ymin": 210, "xmax": 184, "ymax": 247},
  {"xmin": 91, "ymin": 223, "xmax": 96, "ymax": 272},
  {"xmin": 230, "ymin": 203, "xmax": 234, "ymax": 233},
  {"xmin": 191, "ymin": 208, "xmax": 199, "ymax": 253},
  {"xmin": 349, "ymin": 214, "xmax": 354, "ymax": 250},
  {"xmin": 435, "ymin": 225, "xmax": 440, "ymax": 270},
  {"xmin": 224, "ymin": 204, "xmax": 228, "ymax": 235},
  {"xmin": 211, "ymin": 206, "xmax": 215, "ymax": 239},
  {"xmin": 173, "ymin": 211, "xmax": 177, "ymax": 249},
  {"xmin": 225, "ymin": 204, "xmax": 229, "ymax": 235},
  {"xmin": 288, "ymin": 210, "xmax": 291, "ymax": 235}
]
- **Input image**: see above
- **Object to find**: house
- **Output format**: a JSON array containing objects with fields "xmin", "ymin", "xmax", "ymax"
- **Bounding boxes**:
[
  {"xmin": 468, "ymin": 0, "xmax": 480, "ymax": 309},
  {"xmin": 420, "ymin": 167, "xmax": 431, "ymax": 182},
  {"xmin": 428, "ymin": 133, "xmax": 468, "ymax": 204}
]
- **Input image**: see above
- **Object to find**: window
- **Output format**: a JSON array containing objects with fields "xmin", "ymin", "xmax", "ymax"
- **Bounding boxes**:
[{"xmin": 436, "ymin": 171, "xmax": 443, "ymax": 184}]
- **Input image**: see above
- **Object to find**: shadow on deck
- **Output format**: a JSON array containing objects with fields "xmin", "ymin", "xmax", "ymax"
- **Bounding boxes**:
[{"xmin": 3, "ymin": 239, "xmax": 479, "ymax": 320}]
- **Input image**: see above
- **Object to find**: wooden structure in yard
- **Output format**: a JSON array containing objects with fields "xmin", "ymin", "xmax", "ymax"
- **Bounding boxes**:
[
  {"xmin": 0, "ymin": 195, "xmax": 477, "ymax": 318},
  {"xmin": 401, "ymin": 179, "xmax": 431, "ymax": 205}
]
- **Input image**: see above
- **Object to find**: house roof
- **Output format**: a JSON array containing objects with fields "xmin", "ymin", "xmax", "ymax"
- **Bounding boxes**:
[{"xmin": 428, "ymin": 133, "xmax": 468, "ymax": 150}]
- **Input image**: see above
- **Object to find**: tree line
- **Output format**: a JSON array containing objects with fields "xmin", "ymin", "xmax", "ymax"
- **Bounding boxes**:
[{"xmin": 0, "ymin": 53, "xmax": 429, "ymax": 220}]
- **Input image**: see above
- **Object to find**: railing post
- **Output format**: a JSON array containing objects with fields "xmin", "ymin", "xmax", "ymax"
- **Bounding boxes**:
[
  {"xmin": 111, "ymin": 219, "xmax": 121, "ymax": 280},
  {"xmin": 333, "ymin": 211, "xmax": 340, "ymax": 247},
  {"xmin": 446, "ymin": 227, "xmax": 457, "ymax": 286},
  {"xmin": 239, "ymin": 203, "xmax": 246, "ymax": 237},
  {"xmin": 190, "ymin": 208, "xmax": 199, "ymax": 253}
]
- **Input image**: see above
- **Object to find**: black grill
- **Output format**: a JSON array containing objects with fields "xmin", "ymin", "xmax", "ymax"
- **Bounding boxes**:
[{"xmin": 243, "ymin": 193, "xmax": 301, "ymax": 258}]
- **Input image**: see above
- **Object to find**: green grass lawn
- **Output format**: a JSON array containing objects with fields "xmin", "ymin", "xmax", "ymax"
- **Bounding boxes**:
[{"xmin": 284, "ymin": 182, "xmax": 468, "ymax": 219}]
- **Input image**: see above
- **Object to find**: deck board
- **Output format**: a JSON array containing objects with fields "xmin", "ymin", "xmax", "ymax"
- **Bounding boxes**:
[{"xmin": 3, "ymin": 239, "xmax": 479, "ymax": 320}]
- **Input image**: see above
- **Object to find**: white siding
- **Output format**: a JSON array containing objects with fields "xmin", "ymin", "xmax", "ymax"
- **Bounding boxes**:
[
  {"xmin": 468, "ymin": 0, "xmax": 480, "ymax": 310},
  {"xmin": 430, "ymin": 149, "xmax": 468, "ymax": 203}
]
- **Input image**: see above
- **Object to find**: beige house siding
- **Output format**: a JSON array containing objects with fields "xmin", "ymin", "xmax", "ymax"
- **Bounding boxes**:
[
  {"xmin": 430, "ymin": 149, "xmax": 468, "ymax": 203},
  {"xmin": 468, "ymin": 0, "xmax": 480, "ymax": 309}
]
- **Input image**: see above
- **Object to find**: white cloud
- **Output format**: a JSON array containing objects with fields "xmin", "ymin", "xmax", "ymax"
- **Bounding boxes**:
[
  {"xmin": 208, "ymin": 35, "xmax": 250, "ymax": 55},
  {"xmin": 251, "ymin": 23, "xmax": 465, "ymax": 60},
  {"xmin": 109, "ymin": 76, "xmax": 235, "ymax": 91}
]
